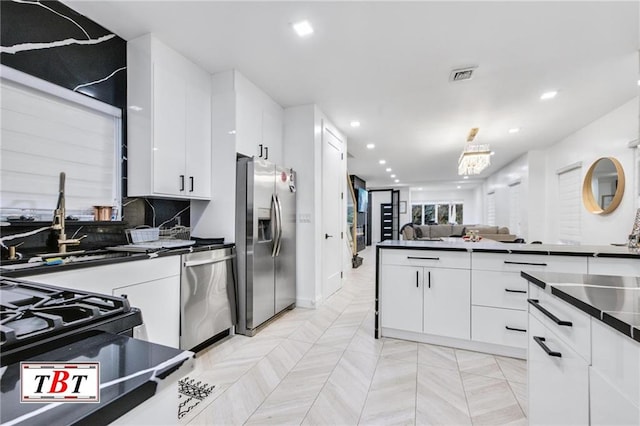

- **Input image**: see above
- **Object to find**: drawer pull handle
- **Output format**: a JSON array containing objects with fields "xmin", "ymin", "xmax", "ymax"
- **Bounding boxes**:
[
  {"xmin": 533, "ymin": 336, "xmax": 562, "ymax": 357},
  {"xmin": 528, "ymin": 299, "xmax": 573, "ymax": 327},
  {"xmin": 407, "ymin": 256, "xmax": 440, "ymax": 261},
  {"xmin": 428, "ymin": 270, "xmax": 431, "ymax": 289},
  {"xmin": 505, "ymin": 325, "xmax": 527, "ymax": 333},
  {"xmin": 505, "ymin": 288, "xmax": 527, "ymax": 294},
  {"xmin": 504, "ymin": 260, "xmax": 547, "ymax": 266},
  {"xmin": 416, "ymin": 270, "xmax": 419, "ymax": 288}
]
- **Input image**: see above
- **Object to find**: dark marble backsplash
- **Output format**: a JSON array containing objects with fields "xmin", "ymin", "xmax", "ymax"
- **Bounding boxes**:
[{"xmin": 1, "ymin": 0, "xmax": 126, "ymax": 108}]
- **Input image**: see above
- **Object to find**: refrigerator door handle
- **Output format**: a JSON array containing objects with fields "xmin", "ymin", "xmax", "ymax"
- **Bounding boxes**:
[
  {"xmin": 275, "ymin": 195, "xmax": 284, "ymax": 256},
  {"xmin": 271, "ymin": 194, "xmax": 281, "ymax": 257}
]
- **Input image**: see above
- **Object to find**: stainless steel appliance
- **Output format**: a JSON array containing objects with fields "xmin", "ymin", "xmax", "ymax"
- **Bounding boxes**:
[
  {"xmin": 180, "ymin": 247, "xmax": 237, "ymax": 350},
  {"xmin": 236, "ymin": 157, "xmax": 296, "ymax": 336}
]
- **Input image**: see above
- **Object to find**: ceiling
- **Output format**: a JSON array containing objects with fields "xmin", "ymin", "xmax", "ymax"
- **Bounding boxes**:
[{"xmin": 64, "ymin": 1, "xmax": 639, "ymax": 189}]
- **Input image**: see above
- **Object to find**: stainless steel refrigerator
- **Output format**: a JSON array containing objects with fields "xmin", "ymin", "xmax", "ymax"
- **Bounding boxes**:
[{"xmin": 236, "ymin": 157, "xmax": 296, "ymax": 336}]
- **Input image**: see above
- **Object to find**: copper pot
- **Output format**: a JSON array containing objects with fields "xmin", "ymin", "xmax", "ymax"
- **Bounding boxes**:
[{"xmin": 93, "ymin": 206, "xmax": 112, "ymax": 221}]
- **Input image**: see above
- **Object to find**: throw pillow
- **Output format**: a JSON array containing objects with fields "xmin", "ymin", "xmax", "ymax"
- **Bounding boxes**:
[{"xmin": 414, "ymin": 226, "xmax": 423, "ymax": 238}]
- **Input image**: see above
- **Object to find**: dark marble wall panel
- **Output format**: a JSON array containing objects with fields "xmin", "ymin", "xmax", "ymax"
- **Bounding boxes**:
[{"xmin": 1, "ymin": 0, "xmax": 126, "ymax": 108}]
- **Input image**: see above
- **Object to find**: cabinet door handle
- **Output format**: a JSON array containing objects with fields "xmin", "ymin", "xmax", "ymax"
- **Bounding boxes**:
[
  {"xmin": 416, "ymin": 270, "xmax": 419, "ymax": 288},
  {"xmin": 259, "ymin": 144, "xmax": 263, "ymax": 157},
  {"xmin": 533, "ymin": 336, "xmax": 562, "ymax": 357},
  {"xmin": 504, "ymin": 260, "xmax": 547, "ymax": 266},
  {"xmin": 407, "ymin": 256, "xmax": 440, "ymax": 261},
  {"xmin": 505, "ymin": 288, "xmax": 527, "ymax": 294},
  {"xmin": 528, "ymin": 299, "xmax": 573, "ymax": 326},
  {"xmin": 179, "ymin": 175, "xmax": 185, "ymax": 191},
  {"xmin": 505, "ymin": 325, "xmax": 527, "ymax": 333},
  {"xmin": 265, "ymin": 146, "xmax": 269, "ymax": 160},
  {"xmin": 189, "ymin": 176, "xmax": 194, "ymax": 192},
  {"xmin": 428, "ymin": 271, "xmax": 431, "ymax": 288}
]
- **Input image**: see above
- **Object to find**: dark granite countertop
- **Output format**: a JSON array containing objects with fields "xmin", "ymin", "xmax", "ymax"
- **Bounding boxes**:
[
  {"xmin": 0, "ymin": 331, "xmax": 194, "ymax": 426},
  {"xmin": 0, "ymin": 243, "xmax": 235, "ymax": 278},
  {"xmin": 377, "ymin": 238, "xmax": 640, "ymax": 258},
  {"xmin": 521, "ymin": 271, "xmax": 640, "ymax": 343}
]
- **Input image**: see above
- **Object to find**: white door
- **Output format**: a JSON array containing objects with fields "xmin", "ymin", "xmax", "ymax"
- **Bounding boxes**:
[{"xmin": 322, "ymin": 125, "xmax": 344, "ymax": 299}]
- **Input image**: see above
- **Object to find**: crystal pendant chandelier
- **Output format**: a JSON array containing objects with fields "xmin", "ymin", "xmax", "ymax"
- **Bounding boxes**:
[{"xmin": 458, "ymin": 143, "xmax": 491, "ymax": 175}]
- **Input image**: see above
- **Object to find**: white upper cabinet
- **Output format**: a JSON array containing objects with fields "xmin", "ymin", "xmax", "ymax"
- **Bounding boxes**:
[
  {"xmin": 127, "ymin": 34, "xmax": 211, "ymax": 199},
  {"xmin": 215, "ymin": 70, "xmax": 283, "ymax": 164}
]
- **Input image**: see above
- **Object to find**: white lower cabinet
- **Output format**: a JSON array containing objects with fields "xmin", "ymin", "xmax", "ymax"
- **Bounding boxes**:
[
  {"xmin": 380, "ymin": 265, "xmax": 423, "ymax": 333},
  {"xmin": 472, "ymin": 306, "xmax": 527, "ymax": 348},
  {"xmin": 22, "ymin": 257, "xmax": 181, "ymax": 348},
  {"xmin": 590, "ymin": 367, "xmax": 640, "ymax": 426},
  {"xmin": 379, "ymin": 263, "xmax": 470, "ymax": 339},
  {"xmin": 423, "ymin": 267, "xmax": 470, "ymax": 340},
  {"xmin": 113, "ymin": 276, "xmax": 180, "ymax": 348},
  {"xmin": 528, "ymin": 314, "xmax": 589, "ymax": 425}
]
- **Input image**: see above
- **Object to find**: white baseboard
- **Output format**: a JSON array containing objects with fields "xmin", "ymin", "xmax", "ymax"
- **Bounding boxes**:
[
  {"xmin": 295, "ymin": 296, "xmax": 322, "ymax": 309},
  {"xmin": 381, "ymin": 327, "xmax": 526, "ymax": 359}
]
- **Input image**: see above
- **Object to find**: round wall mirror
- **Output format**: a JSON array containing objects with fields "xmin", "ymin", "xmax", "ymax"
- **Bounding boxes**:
[{"xmin": 582, "ymin": 157, "xmax": 625, "ymax": 215}]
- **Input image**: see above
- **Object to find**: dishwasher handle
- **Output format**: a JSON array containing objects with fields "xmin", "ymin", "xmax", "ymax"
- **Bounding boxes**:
[{"xmin": 183, "ymin": 254, "xmax": 235, "ymax": 268}]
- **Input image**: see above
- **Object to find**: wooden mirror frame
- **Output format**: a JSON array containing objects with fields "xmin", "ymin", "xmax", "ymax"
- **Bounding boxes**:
[{"xmin": 582, "ymin": 157, "xmax": 625, "ymax": 215}]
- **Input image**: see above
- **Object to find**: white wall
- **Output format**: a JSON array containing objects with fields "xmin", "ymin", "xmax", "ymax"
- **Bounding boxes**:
[
  {"xmin": 483, "ymin": 97, "xmax": 638, "ymax": 245},
  {"xmin": 410, "ymin": 188, "xmax": 480, "ymax": 224},
  {"xmin": 398, "ymin": 187, "xmax": 411, "ymax": 226},
  {"xmin": 543, "ymin": 98, "xmax": 638, "ymax": 244}
]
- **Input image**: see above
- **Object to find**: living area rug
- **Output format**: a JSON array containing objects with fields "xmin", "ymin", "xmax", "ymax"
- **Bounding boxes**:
[{"xmin": 178, "ymin": 376, "xmax": 216, "ymax": 421}]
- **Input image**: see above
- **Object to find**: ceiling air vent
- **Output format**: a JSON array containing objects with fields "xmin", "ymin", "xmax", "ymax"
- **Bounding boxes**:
[{"xmin": 449, "ymin": 66, "xmax": 477, "ymax": 82}]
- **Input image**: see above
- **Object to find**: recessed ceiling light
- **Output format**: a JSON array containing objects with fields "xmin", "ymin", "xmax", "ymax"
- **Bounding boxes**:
[
  {"xmin": 508, "ymin": 127, "xmax": 520, "ymax": 134},
  {"xmin": 540, "ymin": 90, "xmax": 558, "ymax": 100},
  {"xmin": 350, "ymin": 121, "xmax": 361, "ymax": 128},
  {"xmin": 490, "ymin": 151, "xmax": 496, "ymax": 156},
  {"xmin": 417, "ymin": 187, "xmax": 423, "ymax": 191},
  {"xmin": 463, "ymin": 176, "xmax": 469, "ymax": 180},
  {"xmin": 457, "ymin": 186, "xmax": 461, "ymax": 189},
  {"xmin": 128, "ymin": 105, "xmax": 143, "ymax": 111},
  {"xmin": 390, "ymin": 174, "xmax": 396, "ymax": 178},
  {"xmin": 228, "ymin": 130, "xmax": 236, "ymax": 135},
  {"xmin": 366, "ymin": 143, "xmax": 375, "ymax": 149},
  {"xmin": 385, "ymin": 168, "xmax": 392, "ymax": 172},
  {"xmin": 394, "ymin": 179, "xmax": 400, "ymax": 183},
  {"xmin": 292, "ymin": 20, "xmax": 314, "ymax": 37},
  {"xmin": 637, "ymin": 79, "xmax": 640, "ymax": 86},
  {"xmin": 379, "ymin": 160, "xmax": 386, "ymax": 165}
]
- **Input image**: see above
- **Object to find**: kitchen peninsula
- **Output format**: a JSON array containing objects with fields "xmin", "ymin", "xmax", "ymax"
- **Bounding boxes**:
[{"xmin": 375, "ymin": 238, "xmax": 640, "ymax": 358}]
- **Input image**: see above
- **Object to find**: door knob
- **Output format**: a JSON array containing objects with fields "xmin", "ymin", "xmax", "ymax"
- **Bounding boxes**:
[{"xmin": 325, "ymin": 233, "xmax": 333, "ymax": 239}]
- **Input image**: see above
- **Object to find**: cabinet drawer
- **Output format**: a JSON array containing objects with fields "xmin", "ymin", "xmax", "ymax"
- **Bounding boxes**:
[
  {"xmin": 591, "ymin": 319, "xmax": 640, "ymax": 406},
  {"xmin": 381, "ymin": 249, "xmax": 470, "ymax": 269},
  {"xmin": 528, "ymin": 285, "xmax": 591, "ymax": 363},
  {"xmin": 472, "ymin": 306, "xmax": 527, "ymax": 348},
  {"xmin": 588, "ymin": 257, "xmax": 640, "ymax": 276},
  {"xmin": 471, "ymin": 270, "xmax": 528, "ymax": 310},
  {"xmin": 473, "ymin": 253, "xmax": 587, "ymax": 273},
  {"xmin": 528, "ymin": 314, "xmax": 589, "ymax": 426}
]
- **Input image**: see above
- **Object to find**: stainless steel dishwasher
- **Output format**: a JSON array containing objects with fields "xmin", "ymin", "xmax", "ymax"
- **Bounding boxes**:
[{"xmin": 180, "ymin": 247, "xmax": 237, "ymax": 351}]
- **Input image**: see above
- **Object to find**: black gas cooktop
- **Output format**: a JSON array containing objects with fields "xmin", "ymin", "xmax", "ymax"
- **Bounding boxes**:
[{"xmin": 0, "ymin": 278, "xmax": 142, "ymax": 366}]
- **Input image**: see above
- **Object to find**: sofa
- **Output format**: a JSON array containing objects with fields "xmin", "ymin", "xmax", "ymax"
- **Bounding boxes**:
[{"xmin": 401, "ymin": 224, "xmax": 518, "ymax": 242}]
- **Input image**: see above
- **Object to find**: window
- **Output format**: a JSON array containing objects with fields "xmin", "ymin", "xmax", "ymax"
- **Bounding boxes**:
[
  {"xmin": 487, "ymin": 192, "xmax": 496, "ymax": 226},
  {"xmin": 508, "ymin": 182, "xmax": 521, "ymax": 235},
  {"xmin": 411, "ymin": 202, "xmax": 463, "ymax": 225}
]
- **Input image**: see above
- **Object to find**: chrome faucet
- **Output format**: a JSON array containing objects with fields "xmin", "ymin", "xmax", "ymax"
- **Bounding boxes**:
[{"xmin": 51, "ymin": 172, "xmax": 85, "ymax": 253}]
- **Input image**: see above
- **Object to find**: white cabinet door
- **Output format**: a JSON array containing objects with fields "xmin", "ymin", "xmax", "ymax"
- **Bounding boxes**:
[
  {"xmin": 528, "ymin": 314, "xmax": 589, "ymax": 425},
  {"xmin": 472, "ymin": 270, "xmax": 528, "ymax": 310},
  {"xmin": 262, "ymin": 109, "xmax": 282, "ymax": 164},
  {"xmin": 152, "ymin": 64, "xmax": 186, "ymax": 196},
  {"xmin": 423, "ymin": 268, "xmax": 470, "ymax": 340},
  {"xmin": 590, "ymin": 367, "xmax": 640, "ymax": 426},
  {"xmin": 380, "ymin": 265, "xmax": 423, "ymax": 333},
  {"xmin": 113, "ymin": 275, "xmax": 180, "ymax": 348},
  {"xmin": 185, "ymin": 80, "xmax": 212, "ymax": 198},
  {"xmin": 235, "ymin": 91, "xmax": 262, "ymax": 158}
]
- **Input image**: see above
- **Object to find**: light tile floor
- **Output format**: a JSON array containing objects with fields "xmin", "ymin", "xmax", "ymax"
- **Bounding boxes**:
[{"xmin": 185, "ymin": 247, "xmax": 527, "ymax": 425}]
